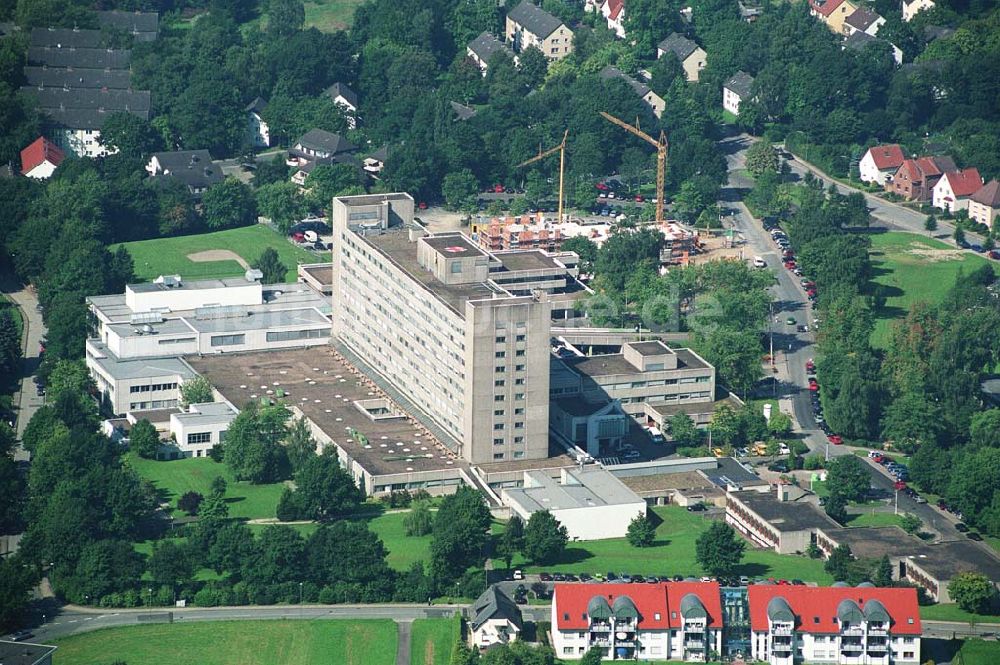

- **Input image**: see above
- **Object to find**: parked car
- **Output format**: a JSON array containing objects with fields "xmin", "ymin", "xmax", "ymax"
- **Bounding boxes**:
[
  {"xmin": 768, "ymin": 460, "xmax": 790, "ymax": 473},
  {"xmin": 955, "ymin": 522, "xmax": 969, "ymax": 533},
  {"xmin": 968, "ymin": 532, "xmax": 983, "ymax": 541},
  {"xmin": 512, "ymin": 569, "xmax": 524, "ymax": 580},
  {"xmin": 7, "ymin": 630, "xmax": 33, "ymax": 642},
  {"xmin": 989, "ymin": 250, "xmax": 1000, "ymax": 260},
  {"xmin": 827, "ymin": 434, "xmax": 843, "ymax": 445},
  {"xmin": 539, "ymin": 572, "xmax": 552, "ymax": 581},
  {"xmin": 579, "ymin": 573, "xmax": 593, "ymax": 582},
  {"xmin": 686, "ymin": 503, "xmax": 706, "ymax": 512},
  {"xmin": 806, "ymin": 359, "xmax": 816, "ymax": 373}
]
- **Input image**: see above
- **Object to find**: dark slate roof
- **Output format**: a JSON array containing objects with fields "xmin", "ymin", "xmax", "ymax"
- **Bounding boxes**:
[
  {"xmin": 30, "ymin": 27, "xmax": 103, "ymax": 48},
  {"xmin": 293, "ymin": 129, "xmax": 357, "ymax": 156},
  {"xmin": 724, "ymin": 71, "xmax": 754, "ymax": 98},
  {"xmin": 245, "ymin": 97, "xmax": 268, "ymax": 115},
  {"xmin": 39, "ymin": 107, "xmax": 142, "ymax": 130},
  {"xmin": 96, "ymin": 10, "xmax": 159, "ymax": 40},
  {"xmin": 507, "ymin": 1, "xmax": 564, "ymax": 39},
  {"xmin": 27, "ymin": 46, "xmax": 131, "ymax": 70},
  {"xmin": 658, "ymin": 33, "xmax": 700, "ymax": 61},
  {"xmin": 24, "ymin": 66, "xmax": 133, "ymax": 90},
  {"xmin": 843, "ymin": 30, "xmax": 879, "ymax": 51},
  {"xmin": 450, "ymin": 101, "xmax": 477, "ymax": 121},
  {"xmin": 845, "ymin": 7, "xmax": 881, "ymax": 31},
  {"xmin": 468, "ymin": 31, "xmax": 513, "ymax": 63},
  {"xmin": 22, "ymin": 87, "xmax": 151, "ymax": 115},
  {"xmin": 599, "ymin": 65, "xmax": 652, "ymax": 98},
  {"xmin": 471, "ymin": 586, "xmax": 523, "ymax": 631},
  {"xmin": 972, "ymin": 180, "xmax": 1000, "ymax": 208},
  {"xmin": 150, "ymin": 150, "xmax": 223, "ymax": 189},
  {"xmin": 325, "ymin": 82, "xmax": 358, "ymax": 109}
]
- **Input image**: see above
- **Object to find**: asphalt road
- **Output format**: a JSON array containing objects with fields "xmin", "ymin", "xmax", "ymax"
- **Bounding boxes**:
[{"xmin": 0, "ymin": 281, "xmax": 46, "ymax": 461}]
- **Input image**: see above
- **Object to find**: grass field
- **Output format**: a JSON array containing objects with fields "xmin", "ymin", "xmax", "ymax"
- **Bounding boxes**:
[
  {"xmin": 114, "ymin": 226, "xmax": 319, "ymax": 283},
  {"xmin": 513, "ymin": 506, "xmax": 834, "ymax": 583},
  {"xmin": 303, "ymin": 0, "xmax": 367, "ymax": 31},
  {"xmin": 51, "ymin": 620, "xmax": 397, "ymax": 665},
  {"xmin": 362, "ymin": 510, "xmax": 434, "ymax": 572},
  {"xmin": 409, "ymin": 617, "xmax": 460, "ymax": 665},
  {"xmin": 868, "ymin": 232, "xmax": 989, "ymax": 347},
  {"xmin": 955, "ymin": 639, "xmax": 1000, "ymax": 664},
  {"xmin": 845, "ymin": 511, "xmax": 907, "ymax": 528},
  {"xmin": 919, "ymin": 604, "xmax": 1000, "ymax": 624},
  {"xmin": 127, "ymin": 453, "xmax": 286, "ymax": 520}
]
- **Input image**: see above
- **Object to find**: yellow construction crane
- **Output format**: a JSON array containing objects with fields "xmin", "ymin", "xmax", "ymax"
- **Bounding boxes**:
[
  {"xmin": 516, "ymin": 129, "xmax": 569, "ymax": 223},
  {"xmin": 599, "ymin": 111, "xmax": 668, "ymax": 223}
]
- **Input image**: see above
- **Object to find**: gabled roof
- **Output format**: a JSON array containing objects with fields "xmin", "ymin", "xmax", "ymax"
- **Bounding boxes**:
[
  {"xmin": 599, "ymin": 65, "xmax": 652, "ymax": 99},
  {"xmin": 864, "ymin": 144, "xmax": 904, "ymax": 171},
  {"xmin": 471, "ymin": 586, "xmax": 523, "ymax": 631},
  {"xmin": 507, "ymin": 1, "xmax": 565, "ymax": 39},
  {"xmin": 325, "ymin": 82, "xmax": 358, "ymax": 110},
  {"xmin": 607, "ymin": 0, "xmax": 624, "ymax": 20},
  {"xmin": 747, "ymin": 586, "xmax": 922, "ymax": 635},
  {"xmin": 554, "ymin": 582, "xmax": 722, "ymax": 631},
  {"xmin": 844, "ymin": 30, "xmax": 879, "ymax": 51},
  {"xmin": 667, "ymin": 581, "xmax": 722, "ymax": 627},
  {"xmin": 26, "ymin": 46, "xmax": 131, "ymax": 70},
  {"xmin": 24, "ymin": 66, "xmax": 132, "ymax": 90},
  {"xmin": 246, "ymin": 97, "xmax": 268, "ymax": 115},
  {"xmin": 895, "ymin": 155, "xmax": 956, "ymax": 182},
  {"xmin": 468, "ymin": 31, "xmax": 514, "ymax": 64},
  {"xmin": 658, "ymin": 33, "xmax": 701, "ymax": 61},
  {"xmin": 20, "ymin": 136, "xmax": 64, "ymax": 174},
  {"xmin": 30, "ymin": 27, "xmax": 103, "ymax": 49},
  {"xmin": 149, "ymin": 150, "xmax": 222, "ymax": 189},
  {"xmin": 939, "ymin": 168, "xmax": 983, "ymax": 197},
  {"xmin": 96, "ymin": 10, "xmax": 159, "ymax": 38},
  {"xmin": 724, "ymin": 71, "xmax": 754, "ymax": 98},
  {"xmin": 845, "ymin": 7, "xmax": 881, "ymax": 31},
  {"xmin": 971, "ymin": 179, "xmax": 1000, "ymax": 208},
  {"xmin": 22, "ymin": 86, "xmax": 151, "ymax": 129},
  {"xmin": 809, "ymin": 0, "xmax": 848, "ymax": 18},
  {"xmin": 293, "ymin": 129, "xmax": 357, "ymax": 156}
]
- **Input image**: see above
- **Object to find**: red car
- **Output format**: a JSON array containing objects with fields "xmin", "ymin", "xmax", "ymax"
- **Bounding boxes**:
[
  {"xmin": 807, "ymin": 289, "xmax": 817, "ymax": 298},
  {"xmin": 784, "ymin": 261, "xmax": 796, "ymax": 270},
  {"xmin": 872, "ymin": 454, "xmax": 885, "ymax": 464},
  {"xmin": 827, "ymin": 434, "xmax": 843, "ymax": 445},
  {"xmin": 595, "ymin": 182, "xmax": 609, "ymax": 191},
  {"xmin": 805, "ymin": 359, "xmax": 816, "ymax": 373},
  {"xmin": 809, "ymin": 382, "xmax": 820, "ymax": 392},
  {"xmin": 493, "ymin": 184, "xmax": 504, "ymax": 193},
  {"xmin": 418, "ymin": 201, "xmax": 428, "ymax": 210},
  {"xmin": 989, "ymin": 250, "xmax": 1000, "ymax": 260},
  {"xmin": 634, "ymin": 195, "xmax": 645, "ymax": 202},
  {"xmin": 894, "ymin": 480, "xmax": 907, "ymax": 491},
  {"xmin": 291, "ymin": 232, "xmax": 305, "ymax": 242}
]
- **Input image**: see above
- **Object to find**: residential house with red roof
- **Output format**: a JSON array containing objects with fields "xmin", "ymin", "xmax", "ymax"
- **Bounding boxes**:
[
  {"xmin": 748, "ymin": 585, "xmax": 921, "ymax": 665},
  {"xmin": 968, "ymin": 179, "xmax": 1000, "ymax": 230},
  {"xmin": 602, "ymin": 0, "xmax": 626, "ymax": 38},
  {"xmin": 551, "ymin": 582, "xmax": 723, "ymax": 661},
  {"xmin": 809, "ymin": 0, "xmax": 858, "ymax": 33},
  {"xmin": 20, "ymin": 136, "xmax": 64, "ymax": 179},
  {"xmin": 858, "ymin": 144, "xmax": 904, "ymax": 185},
  {"xmin": 932, "ymin": 167, "xmax": 983, "ymax": 213},
  {"xmin": 885, "ymin": 155, "xmax": 956, "ymax": 201}
]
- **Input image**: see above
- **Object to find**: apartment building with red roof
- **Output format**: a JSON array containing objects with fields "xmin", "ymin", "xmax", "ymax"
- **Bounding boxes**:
[
  {"xmin": 932, "ymin": 167, "xmax": 984, "ymax": 213},
  {"xmin": 748, "ymin": 585, "xmax": 921, "ymax": 665},
  {"xmin": 858, "ymin": 144, "xmax": 904, "ymax": 185},
  {"xmin": 551, "ymin": 581, "xmax": 722, "ymax": 661}
]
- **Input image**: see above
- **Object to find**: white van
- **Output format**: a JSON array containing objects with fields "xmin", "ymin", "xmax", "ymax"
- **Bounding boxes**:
[{"xmin": 753, "ymin": 256, "xmax": 766, "ymax": 268}]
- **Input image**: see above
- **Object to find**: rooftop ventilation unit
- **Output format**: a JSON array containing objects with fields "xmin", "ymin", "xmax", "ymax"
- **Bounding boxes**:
[
  {"xmin": 245, "ymin": 268, "xmax": 264, "ymax": 282},
  {"xmin": 195, "ymin": 305, "xmax": 248, "ymax": 320},
  {"xmin": 129, "ymin": 311, "xmax": 164, "ymax": 325},
  {"xmin": 154, "ymin": 274, "xmax": 182, "ymax": 288}
]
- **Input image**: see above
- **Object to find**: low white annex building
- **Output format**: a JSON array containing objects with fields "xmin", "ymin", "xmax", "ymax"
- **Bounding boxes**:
[
  {"xmin": 168, "ymin": 401, "xmax": 238, "ymax": 459},
  {"xmin": 501, "ymin": 466, "xmax": 646, "ymax": 540}
]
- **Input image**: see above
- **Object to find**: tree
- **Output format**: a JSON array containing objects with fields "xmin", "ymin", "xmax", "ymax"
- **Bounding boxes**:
[
  {"xmin": 202, "ymin": 179, "xmax": 257, "ymax": 230},
  {"xmin": 580, "ymin": 646, "xmax": 604, "ymax": 665},
  {"xmin": 498, "ymin": 515, "xmax": 525, "ymax": 569},
  {"xmin": 745, "ymin": 141, "xmax": 779, "ymax": 177},
  {"xmin": 255, "ymin": 181, "xmax": 305, "ymax": 234},
  {"xmin": 626, "ymin": 512, "xmax": 656, "ymax": 548},
  {"xmin": 129, "ymin": 419, "xmax": 159, "ymax": 459},
  {"xmin": 305, "ymin": 164, "xmax": 364, "ymax": 210},
  {"xmin": 522, "ymin": 510, "xmax": 568, "ymax": 565},
  {"xmin": 430, "ymin": 486, "xmax": 492, "ymax": 584},
  {"xmin": 223, "ymin": 402, "xmax": 291, "ymax": 484},
  {"xmin": 667, "ymin": 413, "xmax": 701, "ymax": 448},
  {"xmin": 286, "ymin": 453, "xmax": 362, "ymax": 520},
  {"xmin": 252, "ymin": 247, "xmax": 288, "ymax": 285},
  {"xmin": 286, "ymin": 417, "xmax": 317, "ymax": 472},
  {"xmin": 825, "ymin": 544, "xmax": 855, "ymax": 582},
  {"xmin": 873, "ymin": 555, "xmax": 893, "ymax": 587},
  {"xmin": 0, "ymin": 311, "xmax": 20, "ymax": 381},
  {"xmin": 267, "ymin": 0, "xmax": 305, "ymax": 37},
  {"xmin": 0, "ymin": 555, "xmax": 35, "ymax": 633},
  {"xmin": 948, "ymin": 572, "xmax": 996, "ymax": 614},
  {"xmin": 177, "ymin": 491, "xmax": 204, "ymax": 516},
  {"xmin": 767, "ymin": 411, "xmax": 793, "ymax": 437},
  {"xmin": 899, "ymin": 513, "xmax": 921, "ymax": 535},
  {"xmin": 99, "ymin": 112, "xmax": 163, "ymax": 161},
  {"xmin": 306, "ymin": 521, "xmax": 395, "ymax": 601},
  {"xmin": 255, "ymin": 155, "xmax": 290, "ymax": 187},
  {"xmin": 924, "ymin": 215, "xmax": 937, "ymax": 232},
  {"xmin": 824, "ymin": 492, "xmax": 848, "ymax": 524},
  {"xmin": 180, "ymin": 377, "xmax": 213, "ymax": 407},
  {"xmin": 441, "ymin": 169, "xmax": 479, "ymax": 211},
  {"xmin": 148, "ymin": 540, "xmax": 194, "ymax": 589},
  {"xmin": 404, "ymin": 500, "xmax": 434, "ymax": 537},
  {"xmin": 560, "ymin": 236, "xmax": 598, "ymax": 274},
  {"xmin": 954, "ymin": 226, "xmax": 966, "ymax": 245},
  {"xmin": 518, "ymin": 46, "xmax": 548, "ymax": 88},
  {"xmin": 825, "ymin": 455, "xmax": 870, "ymax": 502},
  {"xmin": 709, "ymin": 404, "xmax": 741, "ymax": 447},
  {"xmin": 242, "ymin": 525, "xmax": 306, "ymax": 586},
  {"xmin": 695, "ymin": 522, "xmax": 745, "ymax": 576}
]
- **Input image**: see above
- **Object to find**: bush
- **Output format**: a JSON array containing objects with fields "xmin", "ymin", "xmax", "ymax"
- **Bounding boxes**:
[
  {"xmin": 177, "ymin": 491, "xmax": 204, "ymax": 516},
  {"xmin": 804, "ymin": 454, "xmax": 824, "ymax": 470}
]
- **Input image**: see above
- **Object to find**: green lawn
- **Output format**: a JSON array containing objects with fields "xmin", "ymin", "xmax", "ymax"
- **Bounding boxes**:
[
  {"xmin": 955, "ymin": 639, "xmax": 1000, "ymax": 664},
  {"xmin": 363, "ymin": 510, "xmax": 434, "ymax": 572},
  {"xmin": 868, "ymin": 232, "xmax": 989, "ymax": 347},
  {"xmin": 114, "ymin": 225, "xmax": 319, "ymax": 283},
  {"xmin": 127, "ymin": 453, "xmax": 286, "ymax": 520},
  {"xmin": 919, "ymin": 604, "xmax": 1000, "ymax": 624},
  {"xmin": 846, "ymin": 512, "xmax": 906, "ymax": 528},
  {"xmin": 51, "ymin": 620, "xmax": 397, "ymax": 665},
  {"xmin": 409, "ymin": 617, "xmax": 460, "ymax": 665},
  {"xmin": 511, "ymin": 506, "xmax": 833, "ymax": 583},
  {"xmin": 303, "ymin": 0, "xmax": 367, "ymax": 31}
]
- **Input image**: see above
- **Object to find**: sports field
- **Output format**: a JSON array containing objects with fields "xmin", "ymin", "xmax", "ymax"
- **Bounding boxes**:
[
  {"xmin": 303, "ymin": 0, "xmax": 367, "ymax": 31},
  {"xmin": 51, "ymin": 620, "xmax": 397, "ymax": 665},
  {"xmin": 409, "ymin": 617, "xmax": 461, "ymax": 665},
  {"xmin": 512, "ymin": 506, "xmax": 834, "ymax": 583},
  {"xmin": 114, "ymin": 226, "xmax": 319, "ymax": 283},
  {"xmin": 868, "ymin": 232, "xmax": 989, "ymax": 347},
  {"xmin": 127, "ymin": 453, "xmax": 286, "ymax": 521}
]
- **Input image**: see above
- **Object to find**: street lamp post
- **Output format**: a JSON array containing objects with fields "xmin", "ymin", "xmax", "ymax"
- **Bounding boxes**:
[{"xmin": 299, "ymin": 582, "xmax": 304, "ymax": 617}]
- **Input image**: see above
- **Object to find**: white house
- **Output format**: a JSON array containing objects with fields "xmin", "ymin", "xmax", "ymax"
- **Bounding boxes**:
[
  {"xmin": 167, "ymin": 401, "xmax": 237, "ymax": 459},
  {"xmin": 551, "ymin": 581, "xmax": 724, "ymax": 661},
  {"xmin": 602, "ymin": 0, "xmax": 626, "ymax": 38},
  {"xmin": 902, "ymin": 0, "xmax": 934, "ymax": 22},
  {"xmin": 324, "ymin": 83, "xmax": 358, "ymax": 129},
  {"xmin": 748, "ymin": 586, "xmax": 922, "ymax": 665},
  {"xmin": 858, "ymin": 144, "xmax": 904, "ymax": 185},
  {"xmin": 501, "ymin": 467, "xmax": 646, "ymax": 541},
  {"xmin": 932, "ymin": 167, "xmax": 983, "ymax": 213},
  {"xmin": 722, "ymin": 71, "xmax": 754, "ymax": 116},
  {"xmin": 19, "ymin": 136, "xmax": 64, "ymax": 179},
  {"xmin": 467, "ymin": 31, "xmax": 516, "ymax": 74},
  {"xmin": 470, "ymin": 586, "xmax": 522, "ymax": 649},
  {"xmin": 246, "ymin": 97, "xmax": 270, "ymax": 148},
  {"xmin": 843, "ymin": 6, "xmax": 885, "ymax": 36}
]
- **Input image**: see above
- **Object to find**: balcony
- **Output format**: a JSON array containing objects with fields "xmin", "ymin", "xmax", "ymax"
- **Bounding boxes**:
[
  {"xmin": 841, "ymin": 642, "xmax": 864, "ymax": 653},
  {"xmin": 841, "ymin": 627, "xmax": 864, "ymax": 637},
  {"xmin": 590, "ymin": 638, "xmax": 611, "ymax": 648},
  {"xmin": 868, "ymin": 625, "xmax": 888, "ymax": 636},
  {"xmin": 590, "ymin": 623, "xmax": 611, "ymax": 632},
  {"xmin": 772, "ymin": 626, "xmax": 794, "ymax": 636}
]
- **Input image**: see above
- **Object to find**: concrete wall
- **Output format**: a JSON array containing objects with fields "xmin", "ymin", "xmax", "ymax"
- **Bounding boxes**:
[{"xmin": 125, "ymin": 281, "xmax": 261, "ymax": 313}]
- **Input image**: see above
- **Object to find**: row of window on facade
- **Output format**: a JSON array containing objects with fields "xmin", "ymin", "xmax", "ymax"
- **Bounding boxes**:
[{"xmin": 129, "ymin": 382, "xmax": 177, "ymax": 393}]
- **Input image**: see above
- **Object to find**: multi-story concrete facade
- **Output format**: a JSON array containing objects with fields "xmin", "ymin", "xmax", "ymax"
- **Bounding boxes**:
[
  {"xmin": 505, "ymin": 1, "xmax": 574, "ymax": 60},
  {"xmin": 331, "ymin": 193, "xmax": 564, "ymax": 465}
]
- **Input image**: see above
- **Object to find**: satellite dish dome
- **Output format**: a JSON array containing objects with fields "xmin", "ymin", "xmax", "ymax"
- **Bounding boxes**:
[{"xmin": 142, "ymin": 324, "xmax": 154, "ymax": 333}]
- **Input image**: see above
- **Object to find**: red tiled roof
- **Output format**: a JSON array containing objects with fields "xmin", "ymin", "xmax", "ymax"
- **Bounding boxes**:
[
  {"xmin": 747, "ymin": 586, "xmax": 922, "ymax": 635},
  {"xmin": 895, "ymin": 155, "xmax": 956, "ymax": 183},
  {"xmin": 607, "ymin": 0, "xmax": 624, "ymax": 20},
  {"xmin": 865, "ymin": 144, "xmax": 904, "ymax": 171},
  {"xmin": 941, "ymin": 168, "xmax": 983, "ymax": 197},
  {"xmin": 971, "ymin": 179, "xmax": 1000, "ymax": 207},
  {"xmin": 20, "ymin": 136, "xmax": 65, "ymax": 175},
  {"xmin": 553, "ymin": 582, "xmax": 721, "ymax": 631},
  {"xmin": 809, "ymin": 0, "xmax": 847, "ymax": 18}
]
